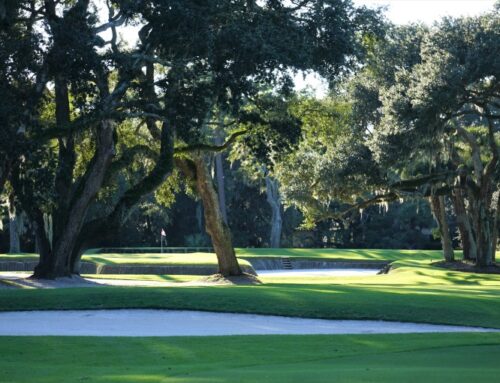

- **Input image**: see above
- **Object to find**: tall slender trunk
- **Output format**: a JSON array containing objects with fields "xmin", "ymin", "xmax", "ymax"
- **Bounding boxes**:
[
  {"xmin": 178, "ymin": 156, "xmax": 242, "ymax": 276},
  {"xmin": 214, "ymin": 133, "xmax": 228, "ymax": 223},
  {"xmin": 430, "ymin": 195, "xmax": 455, "ymax": 262},
  {"xmin": 8, "ymin": 192, "xmax": 20, "ymax": 253},
  {"xmin": 265, "ymin": 176, "xmax": 282, "ymax": 248},
  {"xmin": 196, "ymin": 201, "xmax": 203, "ymax": 233},
  {"xmin": 492, "ymin": 196, "xmax": 499, "ymax": 263},
  {"xmin": 0, "ymin": 160, "xmax": 10, "ymax": 197},
  {"xmin": 451, "ymin": 189, "xmax": 476, "ymax": 261}
]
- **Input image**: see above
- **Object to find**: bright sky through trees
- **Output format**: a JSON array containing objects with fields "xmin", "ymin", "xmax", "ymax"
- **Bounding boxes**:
[
  {"xmin": 353, "ymin": 0, "xmax": 496, "ymax": 25},
  {"xmin": 97, "ymin": 1, "xmax": 497, "ymax": 97},
  {"xmin": 299, "ymin": 0, "xmax": 497, "ymax": 96}
]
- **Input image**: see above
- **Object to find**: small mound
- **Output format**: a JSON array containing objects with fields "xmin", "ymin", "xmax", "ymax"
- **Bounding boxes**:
[
  {"xmin": 432, "ymin": 261, "xmax": 500, "ymax": 274},
  {"xmin": 377, "ymin": 264, "xmax": 393, "ymax": 274},
  {"xmin": 7, "ymin": 275, "xmax": 100, "ymax": 289},
  {"xmin": 198, "ymin": 273, "xmax": 262, "ymax": 285}
]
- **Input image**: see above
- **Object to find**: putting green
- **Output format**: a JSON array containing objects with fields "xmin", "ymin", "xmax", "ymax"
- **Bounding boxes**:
[{"xmin": 0, "ymin": 248, "xmax": 454, "ymax": 266}]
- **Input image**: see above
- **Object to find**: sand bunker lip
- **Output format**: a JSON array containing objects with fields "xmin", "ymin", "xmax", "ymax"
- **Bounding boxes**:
[{"xmin": 0, "ymin": 310, "xmax": 495, "ymax": 337}]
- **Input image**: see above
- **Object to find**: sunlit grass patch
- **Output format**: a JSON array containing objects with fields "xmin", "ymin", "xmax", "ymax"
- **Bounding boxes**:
[{"xmin": 1, "ymin": 334, "xmax": 499, "ymax": 383}]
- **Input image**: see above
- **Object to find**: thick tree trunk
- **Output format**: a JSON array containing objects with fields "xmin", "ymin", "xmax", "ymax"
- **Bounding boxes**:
[
  {"xmin": 178, "ymin": 156, "xmax": 242, "ymax": 276},
  {"xmin": 194, "ymin": 156, "xmax": 241, "ymax": 276},
  {"xmin": 52, "ymin": 76, "xmax": 76, "ymax": 250},
  {"xmin": 70, "ymin": 123, "xmax": 175, "ymax": 273},
  {"xmin": 469, "ymin": 195, "xmax": 496, "ymax": 267},
  {"xmin": 8, "ymin": 192, "xmax": 20, "ymax": 253},
  {"xmin": 31, "ymin": 210, "xmax": 54, "ymax": 278},
  {"xmin": 265, "ymin": 176, "xmax": 282, "ymax": 248},
  {"xmin": 451, "ymin": 189, "xmax": 476, "ymax": 261},
  {"xmin": 29, "ymin": 119, "xmax": 116, "ymax": 279},
  {"xmin": 456, "ymin": 117, "xmax": 498, "ymax": 266},
  {"xmin": 430, "ymin": 195, "xmax": 455, "ymax": 262},
  {"xmin": 10, "ymin": 165, "xmax": 54, "ymax": 277},
  {"xmin": 52, "ymin": 120, "xmax": 115, "ymax": 277}
]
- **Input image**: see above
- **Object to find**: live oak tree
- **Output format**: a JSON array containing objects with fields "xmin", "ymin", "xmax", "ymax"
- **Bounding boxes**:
[
  {"xmin": 275, "ymin": 95, "xmax": 383, "ymax": 227},
  {"xmin": 375, "ymin": 12, "xmax": 500, "ymax": 266},
  {"xmin": 277, "ymin": 14, "xmax": 499, "ymax": 267},
  {"xmin": 344, "ymin": 22, "xmax": 460, "ymax": 262},
  {"xmin": 1, "ymin": 0, "xmax": 380, "ymax": 278},
  {"xmin": 136, "ymin": 0, "xmax": 381, "ymax": 276}
]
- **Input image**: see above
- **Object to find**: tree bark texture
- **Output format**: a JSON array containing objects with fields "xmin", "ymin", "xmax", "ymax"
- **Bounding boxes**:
[
  {"xmin": 29, "ymin": 119, "xmax": 116, "ymax": 278},
  {"xmin": 455, "ymin": 117, "xmax": 498, "ymax": 266},
  {"xmin": 451, "ymin": 188, "xmax": 476, "ymax": 261},
  {"xmin": 70, "ymin": 123, "xmax": 175, "ymax": 273},
  {"xmin": 430, "ymin": 195, "xmax": 455, "ymax": 262},
  {"xmin": 214, "ymin": 133, "xmax": 228, "ymax": 224},
  {"xmin": 177, "ymin": 156, "xmax": 242, "ymax": 276},
  {"xmin": 265, "ymin": 176, "xmax": 283, "ymax": 248},
  {"xmin": 468, "ymin": 192, "xmax": 497, "ymax": 267}
]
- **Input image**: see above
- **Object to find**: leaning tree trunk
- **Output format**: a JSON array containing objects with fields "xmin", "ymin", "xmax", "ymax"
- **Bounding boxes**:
[
  {"xmin": 8, "ymin": 192, "xmax": 20, "ymax": 253},
  {"xmin": 178, "ymin": 156, "xmax": 242, "ymax": 276},
  {"xmin": 33, "ymin": 119, "xmax": 116, "ymax": 278},
  {"xmin": 265, "ymin": 176, "xmax": 283, "ymax": 248},
  {"xmin": 451, "ymin": 189, "xmax": 476, "ymax": 261},
  {"xmin": 194, "ymin": 156, "xmax": 242, "ymax": 276},
  {"xmin": 430, "ymin": 195, "xmax": 455, "ymax": 262},
  {"xmin": 69, "ymin": 123, "xmax": 175, "ymax": 273}
]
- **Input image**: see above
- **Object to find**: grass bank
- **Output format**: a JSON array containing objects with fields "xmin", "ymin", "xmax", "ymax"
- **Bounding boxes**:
[
  {"xmin": 1, "ymin": 261, "xmax": 500, "ymax": 328},
  {"xmin": 1, "ymin": 250, "xmax": 500, "ymax": 328},
  {"xmin": 0, "ymin": 248, "xmax": 445, "ymax": 265}
]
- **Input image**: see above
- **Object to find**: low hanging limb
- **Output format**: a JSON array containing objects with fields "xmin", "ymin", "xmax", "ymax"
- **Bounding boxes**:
[
  {"xmin": 312, "ymin": 172, "xmax": 460, "ymax": 223},
  {"xmin": 174, "ymin": 128, "xmax": 248, "ymax": 155}
]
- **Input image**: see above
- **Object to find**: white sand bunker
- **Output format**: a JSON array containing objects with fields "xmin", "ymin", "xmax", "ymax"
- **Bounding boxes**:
[{"xmin": 0, "ymin": 310, "xmax": 495, "ymax": 336}]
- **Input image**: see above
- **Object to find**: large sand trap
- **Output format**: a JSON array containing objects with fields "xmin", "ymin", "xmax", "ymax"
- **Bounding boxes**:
[{"xmin": 0, "ymin": 310, "xmax": 495, "ymax": 336}]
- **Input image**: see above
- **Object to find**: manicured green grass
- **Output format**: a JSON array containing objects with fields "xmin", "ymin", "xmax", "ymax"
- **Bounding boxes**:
[
  {"xmin": 1, "ymin": 333, "xmax": 499, "ymax": 382},
  {"xmin": 1, "ymin": 262, "xmax": 500, "ymax": 328},
  {"xmin": 5, "ymin": 248, "xmax": 494, "ymax": 267},
  {"xmin": 2, "ymin": 249, "xmax": 500, "ymax": 382},
  {"xmin": 0, "ymin": 253, "xmax": 38, "ymax": 262},
  {"xmin": 236, "ymin": 247, "xmax": 449, "ymax": 261},
  {"xmin": 0, "ymin": 248, "xmax": 452, "ymax": 264},
  {"xmin": 1, "ymin": 250, "xmax": 500, "ymax": 328}
]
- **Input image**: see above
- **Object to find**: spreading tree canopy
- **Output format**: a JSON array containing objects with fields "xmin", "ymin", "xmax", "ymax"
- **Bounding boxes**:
[{"xmin": 0, "ymin": 0, "xmax": 379, "ymax": 277}]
